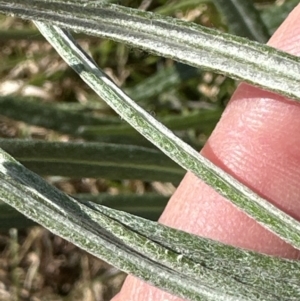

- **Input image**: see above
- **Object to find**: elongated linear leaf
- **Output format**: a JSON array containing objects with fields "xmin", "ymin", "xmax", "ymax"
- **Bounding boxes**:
[
  {"xmin": 0, "ymin": 29, "xmax": 90, "ymax": 41},
  {"xmin": 34, "ymin": 23, "xmax": 300, "ymax": 250},
  {"xmin": 0, "ymin": 148, "xmax": 300, "ymax": 300},
  {"xmin": 87, "ymin": 201, "xmax": 300, "ymax": 300},
  {"xmin": 79, "ymin": 108, "xmax": 222, "ymax": 135},
  {"xmin": 0, "ymin": 96, "xmax": 206, "ymax": 148},
  {"xmin": 0, "ymin": 95, "xmax": 120, "ymax": 135},
  {"xmin": 0, "ymin": 201, "xmax": 34, "ymax": 230},
  {"xmin": 0, "ymin": 0, "xmax": 291, "ymax": 42},
  {"xmin": 0, "ymin": 139, "xmax": 183, "ymax": 182},
  {"xmin": 214, "ymin": 0, "xmax": 270, "ymax": 42},
  {"xmin": 75, "ymin": 193, "xmax": 168, "ymax": 220},
  {"xmin": 125, "ymin": 63, "xmax": 200, "ymax": 102},
  {"xmin": 0, "ymin": 95, "xmax": 220, "ymax": 136},
  {"xmin": 0, "ymin": 193, "xmax": 168, "ymax": 230},
  {"xmin": 0, "ymin": 96, "xmax": 154, "ymax": 146},
  {"xmin": 1, "ymin": 1, "xmax": 300, "ymax": 101}
]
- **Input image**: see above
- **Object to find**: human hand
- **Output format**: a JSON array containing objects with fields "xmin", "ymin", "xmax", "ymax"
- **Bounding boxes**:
[{"xmin": 113, "ymin": 4, "xmax": 300, "ymax": 301}]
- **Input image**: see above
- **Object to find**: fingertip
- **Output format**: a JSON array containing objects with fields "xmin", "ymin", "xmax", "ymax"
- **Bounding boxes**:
[
  {"xmin": 111, "ymin": 4, "xmax": 300, "ymax": 301},
  {"xmin": 267, "ymin": 3, "xmax": 300, "ymax": 54}
]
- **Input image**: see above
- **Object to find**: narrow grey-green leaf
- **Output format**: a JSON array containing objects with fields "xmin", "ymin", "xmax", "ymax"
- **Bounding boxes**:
[
  {"xmin": 0, "ymin": 95, "xmax": 120, "ymax": 136},
  {"xmin": 75, "ymin": 193, "xmax": 168, "ymax": 220},
  {"xmin": 0, "ymin": 139, "xmax": 183, "ymax": 183},
  {"xmin": 87, "ymin": 201, "xmax": 300, "ymax": 300},
  {"xmin": 125, "ymin": 63, "xmax": 200, "ymax": 102},
  {"xmin": 214, "ymin": 0, "xmax": 270, "ymax": 42},
  {"xmin": 34, "ymin": 23, "xmax": 300, "ymax": 250},
  {"xmin": 79, "ymin": 108, "xmax": 222, "ymax": 135},
  {"xmin": 0, "ymin": 29, "xmax": 90, "ymax": 41},
  {"xmin": 0, "ymin": 148, "xmax": 299, "ymax": 300},
  {"xmin": 0, "ymin": 0, "xmax": 300, "ymax": 101},
  {"xmin": 0, "ymin": 96, "xmax": 211, "ymax": 147},
  {"xmin": 0, "ymin": 201, "xmax": 34, "ymax": 230},
  {"xmin": 0, "ymin": 193, "xmax": 168, "ymax": 230},
  {"xmin": 0, "ymin": 96, "xmax": 154, "ymax": 146}
]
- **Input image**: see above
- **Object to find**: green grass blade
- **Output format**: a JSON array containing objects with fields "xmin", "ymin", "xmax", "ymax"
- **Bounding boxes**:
[
  {"xmin": 0, "ymin": 96, "xmax": 216, "ymax": 147},
  {"xmin": 214, "ymin": 0, "xmax": 270, "ymax": 42},
  {"xmin": 33, "ymin": 23, "xmax": 300, "ymax": 250},
  {"xmin": 79, "ymin": 108, "xmax": 222, "ymax": 136},
  {"xmin": 0, "ymin": 193, "xmax": 168, "ymax": 230},
  {"xmin": 0, "ymin": 149, "xmax": 207, "ymax": 301},
  {"xmin": 0, "ymin": 201, "xmax": 34, "ymax": 230},
  {"xmin": 0, "ymin": 95, "xmax": 120, "ymax": 136},
  {"xmin": 125, "ymin": 63, "xmax": 200, "ymax": 102},
  {"xmin": 1, "ymin": 1, "xmax": 300, "ymax": 101},
  {"xmin": 0, "ymin": 139, "xmax": 184, "ymax": 182},
  {"xmin": 75, "ymin": 193, "xmax": 168, "ymax": 220},
  {"xmin": 0, "ymin": 96, "xmax": 155, "ymax": 146},
  {"xmin": 0, "ymin": 148, "xmax": 299, "ymax": 300},
  {"xmin": 0, "ymin": 28, "xmax": 89, "ymax": 41},
  {"xmin": 88, "ymin": 202, "xmax": 300, "ymax": 300}
]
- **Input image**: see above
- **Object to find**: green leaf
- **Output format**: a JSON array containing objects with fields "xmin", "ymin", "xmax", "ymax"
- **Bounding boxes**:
[
  {"xmin": 0, "ymin": 95, "xmax": 120, "ymax": 136},
  {"xmin": 0, "ymin": 147, "xmax": 300, "ymax": 300},
  {"xmin": 125, "ymin": 63, "xmax": 200, "ymax": 102},
  {"xmin": 213, "ymin": 0, "xmax": 270, "ymax": 42},
  {"xmin": 0, "ymin": 201, "xmax": 34, "ymax": 230},
  {"xmin": 0, "ymin": 28, "xmax": 89, "ymax": 41},
  {"xmin": 32, "ymin": 23, "xmax": 300, "ymax": 250},
  {"xmin": 76, "ymin": 193, "xmax": 168, "ymax": 220},
  {"xmin": 79, "ymin": 108, "xmax": 222, "ymax": 136},
  {"xmin": 0, "ymin": 139, "xmax": 184, "ymax": 182},
  {"xmin": 0, "ymin": 96, "xmax": 209, "ymax": 149},
  {"xmin": 0, "ymin": 193, "xmax": 168, "ymax": 230},
  {"xmin": 90, "ymin": 202, "xmax": 300, "ymax": 301},
  {"xmin": 0, "ymin": 96, "xmax": 154, "ymax": 146},
  {"xmin": 0, "ymin": 1, "xmax": 300, "ymax": 101}
]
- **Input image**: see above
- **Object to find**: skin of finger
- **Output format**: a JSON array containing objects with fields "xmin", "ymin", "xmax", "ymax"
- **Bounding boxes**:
[{"xmin": 113, "ymin": 4, "xmax": 300, "ymax": 301}]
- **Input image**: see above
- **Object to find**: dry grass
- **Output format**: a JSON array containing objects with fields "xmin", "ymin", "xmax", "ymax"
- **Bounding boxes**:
[
  {"xmin": 0, "ymin": 15, "xmax": 130, "ymax": 301},
  {"xmin": 0, "ymin": 227, "xmax": 125, "ymax": 301}
]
